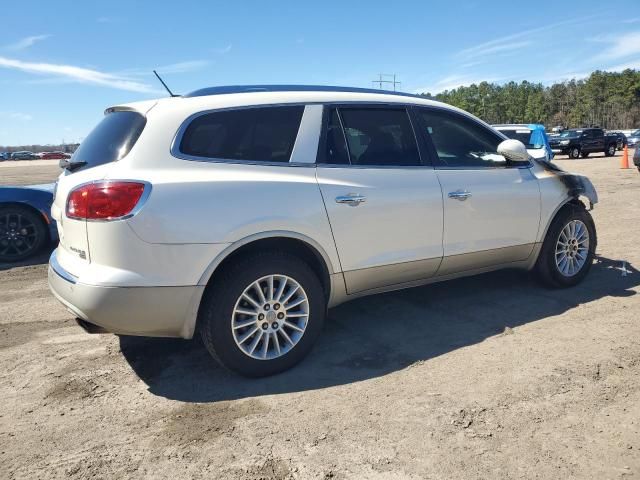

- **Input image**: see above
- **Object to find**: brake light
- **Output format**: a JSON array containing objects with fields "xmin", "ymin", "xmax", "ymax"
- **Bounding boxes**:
[{"xmin": 66, "ymin": 181, "xmax": 147, "ymax": 220}]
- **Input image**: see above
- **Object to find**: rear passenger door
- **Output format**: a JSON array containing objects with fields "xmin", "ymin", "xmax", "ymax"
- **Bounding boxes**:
[
  {"xmin": 414, "ymin": 107, "xmax": 541, "ymax": 275},
  {"xmin": 316, "ymin": 106, "xmax": 443, "ymax": 294}
]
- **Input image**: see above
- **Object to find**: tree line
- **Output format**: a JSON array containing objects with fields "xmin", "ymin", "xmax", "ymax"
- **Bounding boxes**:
[
  {"xmin": 0, "ymin": 143, "xmax": 79, "ymax": 154},
  {"xmin": 420, "ymin": 69, "xmax": 640, "ymax": 130}
]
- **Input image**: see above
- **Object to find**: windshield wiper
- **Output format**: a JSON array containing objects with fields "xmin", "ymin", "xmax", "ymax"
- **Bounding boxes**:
[{"xmin": 59, "ymin": 158, "xmax": 87, "ymax": 171}]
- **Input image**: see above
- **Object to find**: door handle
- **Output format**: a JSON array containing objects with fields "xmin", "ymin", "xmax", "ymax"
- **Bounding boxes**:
[
  {"xmin": 335, "ymin": 194, "xmax": 366, "ymax": 206},
  {"xmin": 448, "ymin": 190, "xmax": 472, "ymax": 201}
]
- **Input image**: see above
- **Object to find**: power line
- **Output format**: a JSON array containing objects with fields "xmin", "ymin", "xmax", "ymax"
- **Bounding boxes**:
[{"xmin": 372, "ymin": 73, "xmax": 401, "ymax": 91}]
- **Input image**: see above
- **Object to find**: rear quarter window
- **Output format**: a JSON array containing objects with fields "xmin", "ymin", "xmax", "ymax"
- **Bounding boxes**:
[
  {"xmin": 71, "ymin": 111, "xmax": 146, "ymax": 170},
  {"xmin": 177, "ymin": 106, "xmax": 304, "ymax": 163}
]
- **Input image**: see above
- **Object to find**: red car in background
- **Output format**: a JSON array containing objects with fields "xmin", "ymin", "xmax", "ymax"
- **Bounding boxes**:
[{"xmin": 40, "ymin": 151, "xmax": 70, "ymax": 160}]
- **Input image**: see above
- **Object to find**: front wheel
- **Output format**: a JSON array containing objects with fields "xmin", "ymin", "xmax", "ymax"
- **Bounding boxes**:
[
  {"xmin": 569, "ymin": 147, "xmax": 581, "ymax": 159},
  {"xmin": 199, "ymin": 251, "xmax": 326, "ymax": 377},
  {"xmin": 605, "ymin": 144, "xmax": 616, "ymax": 157},
  {"xmin": 534, "ymin": 204, "xmax": 596, "ymax": 288}
]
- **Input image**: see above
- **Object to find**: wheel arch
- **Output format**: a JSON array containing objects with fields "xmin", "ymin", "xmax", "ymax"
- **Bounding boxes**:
[{"xmin": 198, "ymin": 231, "xmax": 336, "ymax": 301}]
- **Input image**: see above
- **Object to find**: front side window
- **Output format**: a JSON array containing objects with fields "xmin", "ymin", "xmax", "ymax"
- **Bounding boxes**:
[
  {"xmin": 179, "ymin": 106, "xmax": 304, "ymax": 163},
  {"xmin": 336, "ymin": 108, "xmax": 421, "ymax": 167},
  {"xmin": 416, "ymin": 108, "xmax": 506, "ymax": 168}
]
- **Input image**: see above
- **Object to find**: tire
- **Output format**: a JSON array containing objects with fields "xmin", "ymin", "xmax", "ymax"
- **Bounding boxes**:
[
  {"xmin": 533, "ymin": 203, "xmax": 596, "ymax": 288},
  {"xmin": 199, "ymin": 251, "xmax": 326, "ymax": 377},
  {"xmin": 580, "ymin": 152, "xmax": 590, "ymax": 158},
  {"xmin": 605, "ymin": 143, "xmax": 616, "ymax": 157},
  {"xmin": 0, "ymin": 204, "xmax": 48, "ymax": 262},
  {"xmin": 569, "ymin": 146, "xmax": 581, "ymax": 159}
]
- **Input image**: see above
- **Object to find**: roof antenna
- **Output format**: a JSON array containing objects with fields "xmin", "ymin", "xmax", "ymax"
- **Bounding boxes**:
[{"xmin": 153, "ymin": 70, "xmax": 178, "ymax": 97}]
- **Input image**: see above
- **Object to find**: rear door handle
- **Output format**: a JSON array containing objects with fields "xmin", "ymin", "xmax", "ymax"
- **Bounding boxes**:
[
  {"xmin": 448, "ymin": 190, "xmax": 472, "ymax": 201},
  {"xmin": 335, "ymin": 194, "xmax": 366, "ymax": 206}
]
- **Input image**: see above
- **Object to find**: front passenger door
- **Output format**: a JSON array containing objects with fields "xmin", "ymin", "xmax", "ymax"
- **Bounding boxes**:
[{"xmin": 414, "ymin": 107, "xmax": 541, "ymax": 275}]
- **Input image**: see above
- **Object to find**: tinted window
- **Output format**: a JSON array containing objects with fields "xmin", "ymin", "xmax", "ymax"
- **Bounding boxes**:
[
  {"xmin": 180, "ymin": 106, "xmax": 304, "ymax": 163},
  {"xmin": 338, "ymin": 108, "xmax": 420, "ymax": 166},
  {"xmin": 323, "ymin": 108, "xmax": 349, "ymax": 165},
  {"xmin": 417, "ymin": 108, "xmax": 506, "ymax": 167},
  {"xmin": 72, "ymin": 111, "xmax": 146, "ymax": 170}
]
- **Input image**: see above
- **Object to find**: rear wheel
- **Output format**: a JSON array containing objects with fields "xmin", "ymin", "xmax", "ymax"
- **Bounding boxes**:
[
  {"xmin": 0, "ymin": 205, "xmax": 48, "ymax": 262},
  {"xmin": 605, "ymin": 143, "xmax": 616, "ymax": 157},
  {"xmin": 199, "ymin": 251, "xmax": 326, "ymax": 377},
  {"xmin": 534, "ymin": 204, "xmax": 596, "ymax": 288},
  {"xmin": 569, "ymin": 147, "xmax": 581, "ymax": 159}
]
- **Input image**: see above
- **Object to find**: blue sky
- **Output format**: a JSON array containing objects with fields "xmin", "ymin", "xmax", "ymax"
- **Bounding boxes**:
[{"xmin": 1, "ymin": 0, "xmax": 639, "ymax": 145}]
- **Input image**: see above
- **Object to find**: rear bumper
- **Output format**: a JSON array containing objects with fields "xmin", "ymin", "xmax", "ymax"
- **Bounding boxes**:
[{"xmin": 48, "ymin": 249, "xmax": 203, "ymax": 338}]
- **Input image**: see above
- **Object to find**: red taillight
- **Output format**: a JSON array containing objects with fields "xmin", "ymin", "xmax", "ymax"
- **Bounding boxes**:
[{"xmin": 66, "ymin": 181, "xmax": 147, "ymax": 220}]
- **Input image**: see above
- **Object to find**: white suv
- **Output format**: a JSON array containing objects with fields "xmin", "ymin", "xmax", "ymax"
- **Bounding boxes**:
[{"xmin": 48, "ymin": 86, "xmax": 598, "ymax": 377}]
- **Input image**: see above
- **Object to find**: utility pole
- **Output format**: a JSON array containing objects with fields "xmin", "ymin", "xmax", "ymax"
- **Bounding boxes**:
[{"xmin": 372, "ymin": 73, "xmax": 401, "ymax": 91}]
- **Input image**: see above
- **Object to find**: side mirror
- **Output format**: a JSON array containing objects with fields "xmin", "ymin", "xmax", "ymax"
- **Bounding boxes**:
[{"xmin": 497, "ymin": 139, "xmax": 529, "ymax": 163}]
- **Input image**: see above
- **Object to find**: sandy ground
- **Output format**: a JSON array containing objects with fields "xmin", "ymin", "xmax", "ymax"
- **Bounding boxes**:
[
  {"xmin": 1, "ymin": 152, "xmax": 639, "ymax": 479},
  {"xmin": 0, "ymin": 160, "xmax": 61, "ymax": 186}
]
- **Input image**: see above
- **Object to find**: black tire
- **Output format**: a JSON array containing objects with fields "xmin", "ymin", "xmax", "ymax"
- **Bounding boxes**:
[
  {"xmin": 199, "ymin": 251, "xmax": 326, "ymax": 377},
  {"xmin": 533, "ymin": 203, "xmax": 596, "ymax": 288},
  {"xmin": 605, "ymin": 143, "xmax": 616, "ymax": 157},
  {"xmin": 569, "ymin": 146, "xmax": 581, "ymax": 159},
  {"xmin": 0, "ymin": 204, "xmax": 48, "ymax": 262},
  {"xmin": 580, "ymin": 152, "xmax": 590, "ymax": 158}
]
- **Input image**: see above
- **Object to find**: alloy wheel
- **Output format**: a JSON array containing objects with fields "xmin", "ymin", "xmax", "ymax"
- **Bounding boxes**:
[
  {"xmin": 555, "ymin": 220, "xmax": 589, "ymax": 277},
  {"xmin": 231, "ymin": 274, "xmax": 310, "ymax": 360},
  {"xmin": 0, "ymin": 211, "xmax": 40, "ymax": 259}
]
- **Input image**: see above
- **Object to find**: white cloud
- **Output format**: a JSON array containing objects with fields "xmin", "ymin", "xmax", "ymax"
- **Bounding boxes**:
[
  {"xmin": 605, "ymin": 58, "xmax": 640, "ymax": 71},
  {"xmin": 213, "ymin": 44, "xmax": 232, "ymax": 55},
  {"xmin": 592, "ymin": 31, "xmax": 640, "ymax": 61},
  {"xmin": 0, "ymin": 111, "xmax": 32, "ymax": 121},
  {"xmin": 154, "ymin": 60, "xmax": 209, "ymax": 74},
  {"xmin": 0, "ymin": 56, "xmax": 161, "ymax": 94},
  {"xmin": 4, "ymin": 35, "xmax": 51, "ymax": 51},
  {"xmin": 456, "ymin": 16, "xmax": 595, "ymax": 60},
  {"xmin": 414, "ymin": 74, "xmax": 502, "ymax": 94}
]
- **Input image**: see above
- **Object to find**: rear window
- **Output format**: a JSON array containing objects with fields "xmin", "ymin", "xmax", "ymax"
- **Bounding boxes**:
[
  {"xmin": 178, "ymin": 106, "xmax": 304, "ymax": 163},
  {"xmin": 71, "ymin": 111, "xmax": 146, "ymax": 169}
]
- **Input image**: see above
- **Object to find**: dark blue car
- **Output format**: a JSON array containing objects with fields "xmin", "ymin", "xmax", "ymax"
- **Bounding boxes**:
[{"xmin": 0, "ymin": 183, "xmax": 57, "ymax": 262}]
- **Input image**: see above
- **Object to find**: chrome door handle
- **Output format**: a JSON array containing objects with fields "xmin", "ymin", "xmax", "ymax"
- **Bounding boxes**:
[
  {"xmin": 448, "ymin": 190, "xmax": 472, "ymax": 201},
  {"xmin": 335, "ymin": 194, "xmax": 366, "ymax": 206}
]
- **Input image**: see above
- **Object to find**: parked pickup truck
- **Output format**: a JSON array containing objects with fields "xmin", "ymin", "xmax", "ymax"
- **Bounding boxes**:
[{"xmin": 549, "ymin": 128, "xmax": 618, "ymax": 159}]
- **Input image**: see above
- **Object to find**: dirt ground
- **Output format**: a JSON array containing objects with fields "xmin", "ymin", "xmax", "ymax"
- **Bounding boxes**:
[{"xmin": 1, "ymin": 152, "xmax": 639, "ymax": 479}]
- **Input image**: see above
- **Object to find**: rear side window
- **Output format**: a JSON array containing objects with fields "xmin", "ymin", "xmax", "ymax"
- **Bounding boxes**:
[
  {"xmin": 179, "ymin": 106, "xmax": 304, "ymax": 163},
  {"xmin": 337, "ymin": 108, "xmax": 420, "ymax": 167},
  {"xmin": 71, "ymin": 111, "xmax": 146, "ymax": 169}
]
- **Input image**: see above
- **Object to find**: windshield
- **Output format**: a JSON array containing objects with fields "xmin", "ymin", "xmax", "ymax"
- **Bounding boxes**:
[
  {"xmin": 631, "ymin": 130, "xmax": 640, "ymax": 137},
  {"xmin": 559, "ymin": 130, "xmax": 581, "ymax": 138},
  {"xmin": 70, "ymin": 111, "xmax": 146, "ymax": 171},
  {"xmin": 499, "ymin": 129, "xmax": 543, "ymax": 149}
]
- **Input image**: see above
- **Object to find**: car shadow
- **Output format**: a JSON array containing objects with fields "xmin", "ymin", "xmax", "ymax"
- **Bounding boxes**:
[
  {"xmin": 0, "ymin": 244, "xmax": 55, "ymax": 271},
  {"xmin": 120, "ymin": 255, "xmax": 638, "ymax": 403}
]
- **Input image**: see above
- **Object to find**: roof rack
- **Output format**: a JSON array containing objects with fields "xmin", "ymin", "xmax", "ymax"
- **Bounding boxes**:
[{"xmin": 183, "ymin": 84, "xmax": 424, "ymax": 99}]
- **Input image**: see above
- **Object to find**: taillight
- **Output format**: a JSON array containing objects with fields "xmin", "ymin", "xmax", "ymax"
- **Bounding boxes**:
[{"xmin": 66, "ymin": 181, "xmax": 147, "ymax": 220}]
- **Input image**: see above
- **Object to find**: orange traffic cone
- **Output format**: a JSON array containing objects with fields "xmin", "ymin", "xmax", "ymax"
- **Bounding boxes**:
[{"xmin": 621, "ymin": 145, "xmax": 630, "ymax": 169}]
